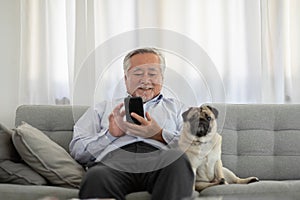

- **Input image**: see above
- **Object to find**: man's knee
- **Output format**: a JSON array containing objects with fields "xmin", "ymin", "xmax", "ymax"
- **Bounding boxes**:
[
  {"xmin": 82, "ymin": 164, "xmax": 114, "ymax": 186},
  {"xmin": 79, "ymin": 164, "xmax": 126, "ymax": 199}
]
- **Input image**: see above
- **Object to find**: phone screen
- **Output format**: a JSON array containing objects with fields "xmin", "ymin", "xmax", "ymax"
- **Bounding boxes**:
[{"xmin": 124, "ymin": 97, "xmax": 144, "ymax": 125}]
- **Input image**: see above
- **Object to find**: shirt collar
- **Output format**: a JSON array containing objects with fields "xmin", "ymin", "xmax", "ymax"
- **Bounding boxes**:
[
  {"xmin": 148, "ymin": 93, "xmax": 163, "ymax": 103},
  {"xmin": 126, "ymin": 93, "xmax": 164, "ymax": 104}
]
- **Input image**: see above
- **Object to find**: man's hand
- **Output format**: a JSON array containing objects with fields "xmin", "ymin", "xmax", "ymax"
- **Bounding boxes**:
[
  {"xmin": 108, "ymin": 103, "xmax": 126, "ymax": 137},
  {"xmin": 126, "ymin": 112, "xmax": 166, "ymax": 144}
]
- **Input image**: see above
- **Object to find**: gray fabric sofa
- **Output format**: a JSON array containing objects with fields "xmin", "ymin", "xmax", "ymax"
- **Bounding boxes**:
[{"xmin": 0, "ymin": 104, "xmax": 300, "ymax": 200}]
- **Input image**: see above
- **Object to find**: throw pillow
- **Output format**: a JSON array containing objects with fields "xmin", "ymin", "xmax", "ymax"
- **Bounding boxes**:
[
  {"xmin": 12, "ymin": 122, "xmax": 85, "ymax": 188},
  {"xmin": 0, "ymin": 123, "xmax": 46, "ymax": 185},
  {"xmin": 0, "ymin": 160, "xmax": 47, "ymax": 185},
  {"xmin": 0, "ymin": 123, "xmax": 21, "ymax": 162}
]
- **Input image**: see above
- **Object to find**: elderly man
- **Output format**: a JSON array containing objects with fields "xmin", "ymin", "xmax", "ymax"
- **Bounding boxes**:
[{"xmin": 70, "ymin": 47, "xmax": 194, "ymax": 200}]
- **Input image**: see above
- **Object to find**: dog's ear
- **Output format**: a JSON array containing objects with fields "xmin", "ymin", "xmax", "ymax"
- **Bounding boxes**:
[
  {"xmin": 207, "ymin": 105, "xmax": 219, "ymax": 119},
  {"xmin": 182, "ymin": 107, "xmax": 192, "ymax": 122}
]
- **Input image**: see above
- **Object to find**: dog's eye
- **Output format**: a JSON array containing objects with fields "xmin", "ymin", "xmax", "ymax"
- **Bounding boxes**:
[{"xmin": 206, "ymin": 116, "xmax": 211, "ymax": 121}]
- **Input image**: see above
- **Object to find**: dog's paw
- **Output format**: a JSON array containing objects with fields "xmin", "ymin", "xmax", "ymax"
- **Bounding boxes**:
[
  {"xmin": 247, "ymin": 177, "xmax": 259, "ymax": 184},
  {"xmin": 219, "ymin": 178, "xmax": 226, "ymax": 185}
]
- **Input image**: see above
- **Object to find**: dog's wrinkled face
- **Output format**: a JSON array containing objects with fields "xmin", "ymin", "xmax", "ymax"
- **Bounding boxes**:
[{"xmin": 182, "ymin": 105, "xmax": 218, "ymax": 138}]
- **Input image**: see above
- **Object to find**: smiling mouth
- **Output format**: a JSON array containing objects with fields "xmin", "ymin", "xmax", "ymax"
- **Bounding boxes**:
[{"xmin": 138, "ymin": 86, "xmax": 153, "ymax": 90}]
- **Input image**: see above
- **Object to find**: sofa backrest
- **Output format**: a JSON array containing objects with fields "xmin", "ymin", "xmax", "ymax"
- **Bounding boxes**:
[
  {"xmin": 15, "ymin": 105, "xmax": 88, "ymax": 153},
  {"xmin": 211, "ymin": 104, "xmax": 300, "ymax": 180},
  {"xmin": 15, "ymin": 104, "xmax": 300, "ymax": 180}
]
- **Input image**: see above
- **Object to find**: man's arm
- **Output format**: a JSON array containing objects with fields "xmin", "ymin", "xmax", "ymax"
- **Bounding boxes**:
[
  {"xmin": 126, "ymin": 111, "xmax": 180, "ymax": 145},
  {"xmin": 69, "ymin": 101, "xmax": 117, "ymax": 165}
]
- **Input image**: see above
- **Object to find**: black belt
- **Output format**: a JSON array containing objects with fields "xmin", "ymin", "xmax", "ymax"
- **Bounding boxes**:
[
  {"xmin": 87, "ymin": 142, "xmax": 159, "ymax": 168},
  {"xmin": 120, "ymin": 141, "xmax": 158, "ymax": 153}
]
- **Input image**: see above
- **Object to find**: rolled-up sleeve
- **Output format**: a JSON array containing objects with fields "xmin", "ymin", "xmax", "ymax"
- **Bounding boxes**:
[
  {"xmin": 160, "ymin": 99, "xmax": 186, "ymax": 145},
  {"xmin": 161, "ymin": 129, "xmax": 179, "ymax": 144}
]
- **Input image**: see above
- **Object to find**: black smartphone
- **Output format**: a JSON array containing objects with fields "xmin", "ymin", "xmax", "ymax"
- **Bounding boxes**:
[{"xmin": 124, "ymin": 97, "xmax": 144, "ymax": 125}]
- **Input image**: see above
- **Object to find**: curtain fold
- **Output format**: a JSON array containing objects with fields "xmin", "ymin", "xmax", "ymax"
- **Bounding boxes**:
[
  {"xmin": 19, "ymin": 0, "xmax": 72, "ymax": 104},
  {"xmin": 19, "ymin": 0, "xmax": 300, "ymax": 105},
  {"xmin": 260, "ymin": 0, "xmax": 300, "ymax": 103}
]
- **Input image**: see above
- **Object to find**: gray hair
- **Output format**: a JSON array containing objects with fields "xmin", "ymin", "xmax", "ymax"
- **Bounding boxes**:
[{"xmin": 123, "ymin": 47, "xmax": 166, "ymax": 73}]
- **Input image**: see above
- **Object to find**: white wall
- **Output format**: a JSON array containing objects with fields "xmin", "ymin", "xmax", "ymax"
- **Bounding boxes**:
[{"xmin": 0, "ymin": 0, "xmax": 20, "ymax": 128}]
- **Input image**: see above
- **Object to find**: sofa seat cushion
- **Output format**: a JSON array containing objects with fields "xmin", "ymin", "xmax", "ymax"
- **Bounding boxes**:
[
  {"xmin": 0, "ymin": 160, "xmax": 47, "ymax": 185},
  {"xmin": 199, "ymin": 180, "xmax": 300, "ymax": 196},
  {"xmin": 12, "ymin": 122, "xmax": 85, "ymax": 188},
  {"xmin": 0, "ymin": 183, "xmax": 78, "ymax": 200}
]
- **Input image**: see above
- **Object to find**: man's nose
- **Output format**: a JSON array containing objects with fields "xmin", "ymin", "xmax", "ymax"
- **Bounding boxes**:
[{"xmin": 140, "ymin": 74, "xmax": 151, "ymax": 83}]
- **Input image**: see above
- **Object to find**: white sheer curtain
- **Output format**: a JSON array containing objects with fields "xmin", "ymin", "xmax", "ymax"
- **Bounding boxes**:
[
  {"xmin": 19, "ymin": 0, "xmax": 300, "ymax": 105},
  {"xmin": 19, "ymin": 0, "xmax": 72, "ymax": 104},
  {"xmin": 261, "ymin": 0, "xmax": 300, "ymax": 103}
]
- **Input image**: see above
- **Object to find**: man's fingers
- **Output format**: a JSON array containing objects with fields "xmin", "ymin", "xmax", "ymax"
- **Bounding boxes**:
[
  {"xmin": 113, "ymin": 103, "xmax": 124, "ymax": 115},
  {"xmin": 109, "ymin": 113, "xmax": 113, "ymax": 121},
  {"xmin": 117, "ymin": 102, "xmax": 124, "ymax": 109},
  {"xmin": 131, "ymin": 113, "xmax": 148, "ymax": 125},
  {"xmin": 120, "ymin": 110, "xmax": 126, "ymax": 117},
  {"xmin": 145, "ymin": 112, "xmax": 151, "ymax": 121}
]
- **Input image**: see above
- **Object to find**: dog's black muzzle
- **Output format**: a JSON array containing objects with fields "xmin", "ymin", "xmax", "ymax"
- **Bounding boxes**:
[{"xmin": 191, "ymin": 118, "xmax": 210, "ymax": 137}]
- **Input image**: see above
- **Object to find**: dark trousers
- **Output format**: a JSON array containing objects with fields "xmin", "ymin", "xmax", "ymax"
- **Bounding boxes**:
[{"xmin": 79, "ymin": 142, "xmax": 194, "ymax": 200}]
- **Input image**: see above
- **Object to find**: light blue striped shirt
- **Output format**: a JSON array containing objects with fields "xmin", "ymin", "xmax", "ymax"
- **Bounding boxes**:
[{"xmin": 69, "ymin": 94, "xmax": 186, "ymax": 165}]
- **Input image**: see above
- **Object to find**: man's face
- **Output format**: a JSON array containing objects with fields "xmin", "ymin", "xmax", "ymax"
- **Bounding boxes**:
[{"xmin": 125, "ymin": 53, "xmax": 163, "ymax": 102}]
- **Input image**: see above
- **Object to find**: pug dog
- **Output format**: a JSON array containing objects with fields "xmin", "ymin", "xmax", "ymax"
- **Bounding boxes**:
[{"xmin": 179, "ymin": 105, "xmax": 259, "ymax": 191}]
